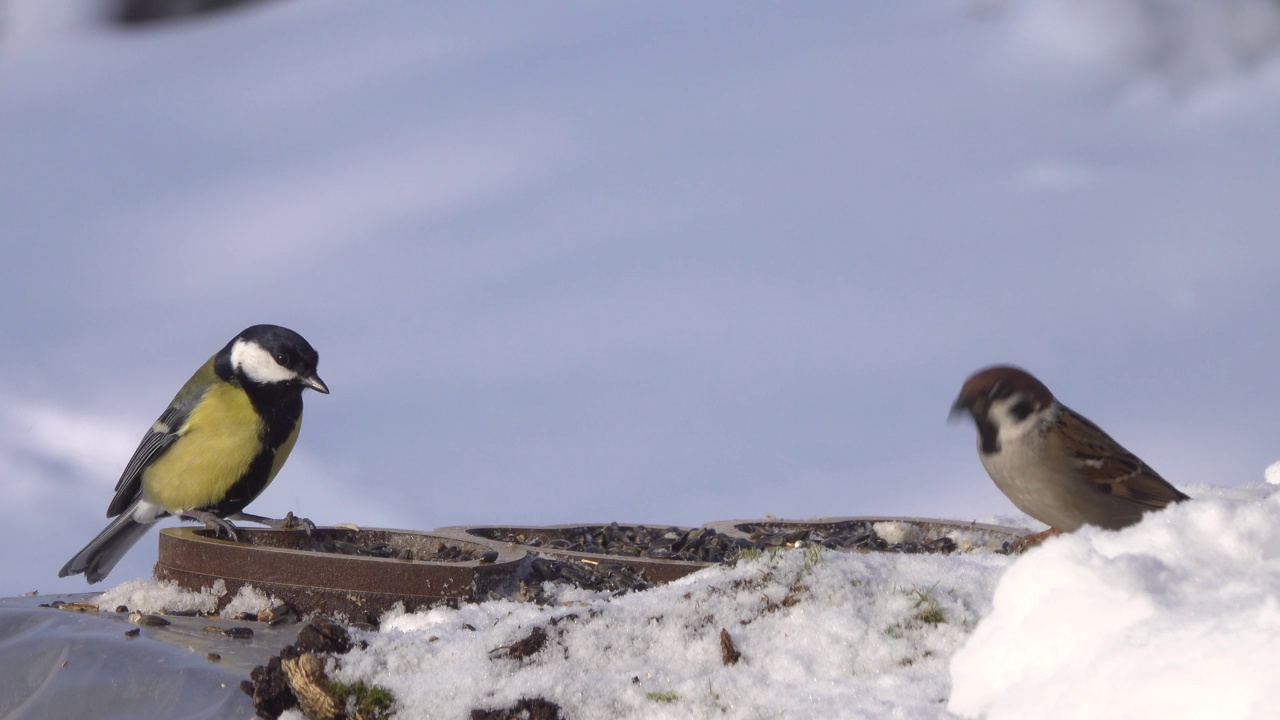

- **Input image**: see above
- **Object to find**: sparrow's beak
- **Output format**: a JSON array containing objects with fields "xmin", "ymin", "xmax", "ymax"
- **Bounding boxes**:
[
  {"xmin": 301, "ymin": 374, "xmax": 330, "ymax": 394},
  {"xmin": 949, "ymin": 393, "xmax": 975, "ymax": 422}
]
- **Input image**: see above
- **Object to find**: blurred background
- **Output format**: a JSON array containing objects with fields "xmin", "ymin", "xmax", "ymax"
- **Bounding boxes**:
[{"xmin": 3, "ymin": 0, "xmax": 1279, "ymax": 595}]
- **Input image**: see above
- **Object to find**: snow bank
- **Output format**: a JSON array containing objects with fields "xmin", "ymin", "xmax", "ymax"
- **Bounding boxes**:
[
  {"xmin": 949, "ymin": 486, "xmax": 1280, "ymax": 720},
  {"xmin": 330, "ymin": 548, "xmax": 1010, "ymax": 719},
  {"xmin": 320, "ymin": 484, "xmax": 1280, "ymax": 718}
]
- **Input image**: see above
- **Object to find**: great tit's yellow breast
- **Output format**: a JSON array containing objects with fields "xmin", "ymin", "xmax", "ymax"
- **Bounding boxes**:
[{"xmin": 142, "ymin": 382, "xmax": 262, "ymax": 512}]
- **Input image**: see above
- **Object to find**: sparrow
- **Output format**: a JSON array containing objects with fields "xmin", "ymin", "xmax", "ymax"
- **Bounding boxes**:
[{"xmin": 950, "ymin": 365, "xmax": 1188, "ymax": 548}]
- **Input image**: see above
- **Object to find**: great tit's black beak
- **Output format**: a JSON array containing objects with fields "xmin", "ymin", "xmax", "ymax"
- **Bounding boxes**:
[{"xmin": 302, "ymin": 374, "xmax": 330, "ymax": 394}]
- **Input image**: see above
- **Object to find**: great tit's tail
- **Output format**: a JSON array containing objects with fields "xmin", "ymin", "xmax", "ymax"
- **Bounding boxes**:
[{"xmin": 58, "ymin": 509, "xmax": 154, "ymax": 584}]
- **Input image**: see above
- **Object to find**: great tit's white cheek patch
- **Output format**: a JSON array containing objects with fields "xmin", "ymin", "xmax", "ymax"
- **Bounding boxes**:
[{"xmin": 230, "ymin": 338, "xmax": 298, "ymax": 385}]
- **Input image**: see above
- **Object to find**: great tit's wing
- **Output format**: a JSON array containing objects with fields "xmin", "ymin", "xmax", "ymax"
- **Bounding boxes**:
[
  {"xmin": 104, "ymin": 405, "xmax": 186, "ymax": 517},
  {"xmin": 105, "ymin": 359, "xmax": 216, "ymax": 518}
]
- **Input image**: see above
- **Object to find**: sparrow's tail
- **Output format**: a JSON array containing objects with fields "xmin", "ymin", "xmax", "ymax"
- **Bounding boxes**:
[{"xmin": 58, "ymin": 509, "xmax": 154, "ymax": 584}]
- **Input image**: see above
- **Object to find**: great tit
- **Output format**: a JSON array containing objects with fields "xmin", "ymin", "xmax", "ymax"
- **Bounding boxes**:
[{"xmin": 59, "ymin": 324, "xmax": 329, "ymax": 584}]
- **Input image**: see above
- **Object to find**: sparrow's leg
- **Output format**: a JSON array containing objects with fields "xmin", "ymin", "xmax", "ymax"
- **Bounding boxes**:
[
  {"xmin": 231, "ymin": 511, "xmax": 316, "ymax": 533},
  {"xmin": 1007, "ymin": 527, "xmax": 1061, "ymax": 554},
  {"xmin": 181, "ymin": 510, "xmax": 240, "ymax": 541}
]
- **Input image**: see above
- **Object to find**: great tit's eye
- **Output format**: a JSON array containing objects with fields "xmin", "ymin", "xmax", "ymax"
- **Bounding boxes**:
[{"xmin": 274, "ymin": 352, "xmax": 292, "ymax": 367}]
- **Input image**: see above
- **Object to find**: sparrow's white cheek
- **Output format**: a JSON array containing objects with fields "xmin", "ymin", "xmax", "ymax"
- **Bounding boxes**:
[
  {"xmin": 230, "ymin": 339, "xmax": 298, "ymax": 384},
  {"xmin": 988, "ymin": 396, "xmax": 1050, "ymax": 444}
]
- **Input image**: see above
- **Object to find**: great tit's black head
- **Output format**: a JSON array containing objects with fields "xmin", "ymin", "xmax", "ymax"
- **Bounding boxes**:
[{"xmin": 227, "ymin": 324, "xmax": 329, "ymax": 394}]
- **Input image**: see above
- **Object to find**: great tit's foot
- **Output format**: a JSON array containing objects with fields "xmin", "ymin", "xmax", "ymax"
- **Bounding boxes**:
[
  {"xmin": 231, "ymin": 511, "xmax": 315, "ymax": 534},
  {"xmin": 182, "ymin": 511, "xmax": 240, "ymax": 542},
  {"xmin": 1007, "ymin": 527, "xmax": 1061, "ymax": 554}
]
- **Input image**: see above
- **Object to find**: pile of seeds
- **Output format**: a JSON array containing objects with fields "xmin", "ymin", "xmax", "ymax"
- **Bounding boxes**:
[
  {"xmin": 298, "ymin": 535, "xmax": 497, "ymax": 563},
  {"xmin": 486, "ymin": 523, "xmax": 753, "ymax": 564},
  {"xmin": 739, "ymin": 520, "xmax": 967, "ymax": 554},
  {"xmin": 524, "ymin": 556, "xmax": 652, "ymax": 595},
  {"xmin": 485, "ymin": 519, "xmax": 993, "ymax": 568}
]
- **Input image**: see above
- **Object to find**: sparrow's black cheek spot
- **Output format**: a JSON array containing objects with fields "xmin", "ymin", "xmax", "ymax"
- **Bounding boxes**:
[{"xmin": 975, "ymin": 415, "xmax": 1000, "ymax": 455}]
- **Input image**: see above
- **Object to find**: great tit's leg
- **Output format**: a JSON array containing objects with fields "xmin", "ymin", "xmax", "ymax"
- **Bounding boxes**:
[
  {"xmin": 181, "ymin": 510, "xmax": 240, "ymax": 541},
  {"xmin": 1006, "ymin": 527, "xmax": 1061, "ymax": 554},
  {"xmin": 230, "ymin": 511, "xmax": 315, "ymax": 533}
]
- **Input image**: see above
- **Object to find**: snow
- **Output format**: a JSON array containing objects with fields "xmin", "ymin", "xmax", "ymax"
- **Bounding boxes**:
[
  {"xmin": 1265, "ymin": 460, "xmax": 1280, "ymax": 485},
  {"xmin": 327, "ymin": 546, "xmax": 1009, "ymax": 719},
  {"xmin": 232, "ymin": 482, "xmax": 1268, "ymax": 720},
  {"xmin": 949, "ymin": 483, "xmax": 1280, "ymax": 720},
  {"xmin": 95, "ymin": 577, "xmax": 278, "ymax": 616}
]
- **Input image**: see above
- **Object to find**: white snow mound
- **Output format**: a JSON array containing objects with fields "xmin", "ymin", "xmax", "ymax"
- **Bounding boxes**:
[{"xmin": 949, "ymin": 489, "xmax": 1280, "ymax": 720}]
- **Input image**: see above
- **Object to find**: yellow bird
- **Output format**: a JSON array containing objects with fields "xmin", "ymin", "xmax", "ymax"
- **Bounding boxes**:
[{"xmin": 60, "ymin": 324, "xmax": 329, "ymax": 583}]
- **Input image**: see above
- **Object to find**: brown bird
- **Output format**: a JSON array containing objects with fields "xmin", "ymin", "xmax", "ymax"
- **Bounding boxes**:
[{"xmin": 950, "ymin": 365, "xmax": 1189, "ymax": 549}]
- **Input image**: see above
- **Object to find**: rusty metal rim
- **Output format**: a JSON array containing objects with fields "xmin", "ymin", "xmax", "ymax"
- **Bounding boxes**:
[
  {"xmin": 159, "ymin": 526, "xmax": 526, "ymax": 566},
  {"xmin": 156, "ymin": 526, "xmax": 527, "ymax": 598}
]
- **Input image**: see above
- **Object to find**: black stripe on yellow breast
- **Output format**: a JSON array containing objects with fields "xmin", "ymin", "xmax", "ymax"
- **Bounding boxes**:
[
  {"xmin": 207, "ymin": 380, "xmax": 306, "ymax": 516},
  {"xmin": 140, "ymin": 378, "xmax": 305, "ymax": 516}
]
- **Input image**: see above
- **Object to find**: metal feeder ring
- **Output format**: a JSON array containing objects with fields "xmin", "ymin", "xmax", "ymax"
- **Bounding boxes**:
[{"xmin": 155, "ymin": 526, "xmax": 525, "ymax": 620}]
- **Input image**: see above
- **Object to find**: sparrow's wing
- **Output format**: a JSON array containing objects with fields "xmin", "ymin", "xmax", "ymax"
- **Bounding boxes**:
[{"xmin": 1054, "ymin": 407, "xmax": 1191, "ymax": 509}]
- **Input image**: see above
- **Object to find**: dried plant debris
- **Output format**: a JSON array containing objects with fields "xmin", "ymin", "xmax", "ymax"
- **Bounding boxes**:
[
  {"xmin": 719, "ymin": 628, "xmax": 742, "ymax": 665},
  {"xmin": 489, "ymin": 626, "xmax": 549, "ymax": 661},
  {"xmin": 282, "ymin": 650, "xmax": 344, "ymax": 720},
  {"xmin": 243, "ymin": 617, "xmax": 392, "ymax": 720},
  {"xmin": 470, "ymin": 697, "xmax": 563, "ymax": 720},
  {"xmin": 260, "ymin": 602, "xmax": 303, "ymax": 625},
  {"xmin": 295, "ymin": 617, "xmax": 355, "ymax": 655},
  {"xmin": 128, "ymin": 611, "xmax": 171, "ymax": 627}
]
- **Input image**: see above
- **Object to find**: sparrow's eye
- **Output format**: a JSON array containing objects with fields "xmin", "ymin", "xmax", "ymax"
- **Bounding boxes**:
[
  {"xmin": 274, "ymin": 352, "xmax": 292, "ymax": 367},
  {"xmin": 1008, "ymin": 398, "xmax": 1036, "ymax": 421}
]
